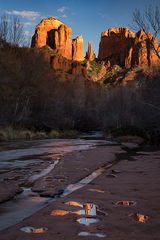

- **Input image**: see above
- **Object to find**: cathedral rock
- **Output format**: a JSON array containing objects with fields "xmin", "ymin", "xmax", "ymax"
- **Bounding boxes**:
[
  {"xmin": 98, "ymin": 27, "xmax": 160, "ymax": 68},
  {"xmin": 31, "ymin": 17, "xmax": 84, "ymax": 61}
]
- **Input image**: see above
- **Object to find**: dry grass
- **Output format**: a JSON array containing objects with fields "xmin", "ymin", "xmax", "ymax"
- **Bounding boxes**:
[
  {"xmin": 0, "ymin": 127, "xmax": 47, "ymax": 141},
  {"xmin": 0, "ymin": 127, "xmax": 78, "ymax": 141}
]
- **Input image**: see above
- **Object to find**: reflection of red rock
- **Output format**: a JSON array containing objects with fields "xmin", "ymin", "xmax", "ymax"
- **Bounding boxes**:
[
  {"xmin": 98, "ymin": 27, "xmax": 160, "ymax": 67},
  {"xmin": 86, "ymin": 42, "xmax": 95, "ymax": 61}
]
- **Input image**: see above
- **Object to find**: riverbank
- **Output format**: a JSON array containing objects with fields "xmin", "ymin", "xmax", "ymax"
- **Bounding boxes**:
[
  {"xmin": 0, "ymin": 127, "xmax": 79, "ymax": 141},
  {"xmin": 0, "ymin": 144, "xmax": 160, "ymax": 239}
]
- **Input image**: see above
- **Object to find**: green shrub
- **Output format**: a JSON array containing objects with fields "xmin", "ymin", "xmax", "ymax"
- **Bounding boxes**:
[{"xmin": 86, "ymin": 60, "xmax": 103, "ymax": 76}]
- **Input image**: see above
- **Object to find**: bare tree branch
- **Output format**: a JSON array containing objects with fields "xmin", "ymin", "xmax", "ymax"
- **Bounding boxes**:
[
  {"xmin": 132, "ymin": 4, "xmax": 160, "ymax": 59},
  {"xmin": 0, "ymin": 14, "xmax": 24, "ymax": 46}
]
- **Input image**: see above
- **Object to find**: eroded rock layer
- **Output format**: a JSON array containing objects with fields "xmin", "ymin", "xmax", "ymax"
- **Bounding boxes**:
[
  {"xmin": 31, "ymin": 17, "xmax": 84, "ymax": 61},
  {"xmin": 72, "ymin": 35, "xmax": 84, "ymax": 61},
  {"xmin": 98, "ymin": 27, "xmax": 159, "ymax": 68},
  {"xmin": 86, "ymin": 41, "xmax": 95, "ymax": 61}
]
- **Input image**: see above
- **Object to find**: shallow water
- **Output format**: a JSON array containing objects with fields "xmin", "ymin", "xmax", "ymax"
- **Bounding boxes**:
[{"xmin": 0, "ymin": 137, "xmax": 115, "ymax": 231}]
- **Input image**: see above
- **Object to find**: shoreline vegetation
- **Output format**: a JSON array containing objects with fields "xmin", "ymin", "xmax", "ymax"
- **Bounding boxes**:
[
  {"xmin": 0, "ymin": 126, "xmax": 156, "ymax": 146},
  {"xmin": 0, "ymin": 127, "xmax": 79, "ymax": 141}
]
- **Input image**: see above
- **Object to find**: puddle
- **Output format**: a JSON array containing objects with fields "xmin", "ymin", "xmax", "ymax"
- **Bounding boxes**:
[
  {"xmin": 51, "ymin": 210, "xmax": 70, "ymax": 216},
  {"xmin": 78, "ymin": 231, "xmax": 106, "ymax": 238},
  {"xmin": 65, "ymin": 201, "xmax": 83, "ymax": 207},
  {"xmin": 65, "ymin": 202, "xmax": 107, "ymax": 216},
  {"xmin": 88, "ymin": 189, "xmax": 104, "ymax": 193},
  {"xmin": 20, "ymin": 226, "xmax": 48, "ymax": 233},
  {"xmin": 129, "ymin": 213, "xmax": 148, "ymax": 223},
  {"xmin": 116, "ymin": 201, "xmax": 136, "ymax": 206},
  {"xmin": 76, "ymin": 217, "xmax": 99, "ymax": 226}
]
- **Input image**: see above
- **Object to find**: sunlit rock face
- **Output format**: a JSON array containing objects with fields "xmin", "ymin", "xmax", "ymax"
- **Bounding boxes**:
[
  {"xmin": 98, "ymin": 27, "xmax": 160, "ymax": 68},
  {"xmin": 50, "ymin": 55, "xmax": 84, "ymax": 75},
  {"xmin": 31, "ymin": 17, "xmax": 63, "ymax": 48},
  {"xmin": 31, "ymin": 17, "xmax": 84, "ymax": 61},
  {"xmin": 72, "ymin": 35, "xmax": 85, "ymax": 61},
  {"xmin": 86, "ymin": 41, "xmax": 95, "ymax": 61}
]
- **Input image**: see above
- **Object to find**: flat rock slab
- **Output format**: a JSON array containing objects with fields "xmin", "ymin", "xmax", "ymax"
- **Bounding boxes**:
[
  {"xmin": 0, "ymin": 147, "xmax": 160, "ymax": 240},
  {"xmin": 32, "ymin": 146, "xmax": 121, "ymax": 197},
  {"xmin": 0, "ymin": 182, "xmax": 22, "ymax": 203}
]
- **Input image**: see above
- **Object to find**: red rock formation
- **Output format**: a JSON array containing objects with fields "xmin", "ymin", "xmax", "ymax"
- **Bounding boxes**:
[
  {"xmin": 51, "ymin": 55, "xmax": 72, "ymax": 72},
  {"xmin": 72, "ymin": 35, "xmax": 84, "ymax": 61},
  {"xmin": 32, "ymin": 17, "xmax": 84, "ymax": 61},
  {"xmin": 98, "ymin": 27, "xmax": 160, "ymax": 68},
  {"xmin": 50, "ymin": 55, "xmax": 84, "ymax": 75},
  {"xmin": 86, "ymin": 42, "xmax": 95, "ymax": 61},
  {"xmin": 54, "ymin": 24, "xmax": 72, "ymax": 59},
  {"xmin": 31, "ymin": 17, "xmax": 63, "ymax": 48}
]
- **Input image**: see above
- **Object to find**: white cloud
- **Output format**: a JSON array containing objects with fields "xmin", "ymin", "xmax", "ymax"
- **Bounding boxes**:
[
  {"xmin": 24, "ymin": 22, "xmax": 35, "ymax": 26},
  {"xmin": 5, "ymin": 10, "xmax": 40, "ymax": 20},
  {"xmin": 57, "ymin": 6, "xmax": 68, "ymax": 13},
  {"xmin": 61, "ymin": 14, "xmax": 67, "ymax": 18},
  {"xmin": 24, "ymin": 30, "xmax": 33, "ymax": 37}
]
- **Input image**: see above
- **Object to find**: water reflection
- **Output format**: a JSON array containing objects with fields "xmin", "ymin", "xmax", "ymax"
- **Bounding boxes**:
[
  {"xmin": 51, "ymin": 210, "xmax": 70, "ymax": 216},
  {"xmin": 116, "ymin": 201, "xmax": 136, "ymax": 206},
  {"xmin": 129, "ymin": 213, "xmax": 148, "ymax": 223},
  {"xmin": 78, "ymin": 231, "xmax": 106, "ymax": 238},
  {"xmin": 65, "ymin": 201, "xmax": 107, "ymax": 216},
  {"xmin": 20, "ymin": 226, "xmax": 48, "ymax": 233},
  {"xmin": 88, "ymin": 189, "xmax": 105, "ymax": 193},
  {"xmin": 76, "ymin": 217, "xmax": 99, "ymax": 226},
  {"xmin": 65, "ymin": 201, "xmax": 83, "ymax": 208}
]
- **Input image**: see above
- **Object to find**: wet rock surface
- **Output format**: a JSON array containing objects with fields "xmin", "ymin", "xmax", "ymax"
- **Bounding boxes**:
[
  {"xmin": 0, "ymin": 182, "xmax": 22, "ymax": 203},
  {"xmin": 0, "ymin": 142, "xmax": 160, "ymax": 239},
  {"xmin": 31, "ymin": 145, "xmax": 118, "ymax": 197}
]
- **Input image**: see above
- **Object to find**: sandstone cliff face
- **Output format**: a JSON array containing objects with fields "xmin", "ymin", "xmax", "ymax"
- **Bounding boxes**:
[
  {"xmin": 50, "ymin": 55, "xmax": 84, "ymax": 75},
  {"xmin": 72, "ymin": 35, "xmax": 84, "ymax": 61},
  {"xmin": 31, "ymin": 17, "xmax": 84, "ymax": 61},
  {"xmin": 31, "ymin": 17, "xmax": 63, "ymax": 48},
  {"xmin": 54, "ymin": 24, "xmax": 72, "ymax": 59},
  {"xmin": 98, "ymin": 27, "xmax": 159, "ymax": 68},
  {"xmin": 86, "ymin": 41, "xmax": 95, "ymax": 61}
]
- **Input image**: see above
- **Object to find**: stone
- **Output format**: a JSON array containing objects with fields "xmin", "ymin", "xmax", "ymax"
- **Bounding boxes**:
[
  {"xmin": 50, "ymin": 55, "xmax": 84, "ymax": 75},
  {"xmin": 32, "ymin": 17, "xmax": 84, "ymax": 61},
  {"xmin": 86, "ymin": 42, "xmax": 95, "ymax": 61},
  {"xmin": 31, "ymin": 17, "xmax": 63, "ymax": 48},
  {"xmin": 98, "ymin": 27, "xmax": 160, "ymax": 68},
  {"xmin": 54, "ymin": 24, "xmax": 72, "ymax": 59},
  {"xmin": 72, "ymin": 35, "xmax": 84, "ymax": 61}
]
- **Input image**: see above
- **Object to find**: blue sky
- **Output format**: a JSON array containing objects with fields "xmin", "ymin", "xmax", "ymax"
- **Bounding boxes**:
[{"xmin": 0, "ymin": 0, "xmax": 159, "ymax": 56}]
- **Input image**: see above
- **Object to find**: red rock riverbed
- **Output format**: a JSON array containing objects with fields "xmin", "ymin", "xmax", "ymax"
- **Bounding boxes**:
[{"xmin": 0, "ymin": 141, "xmax": 160, "ymax": 239}]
